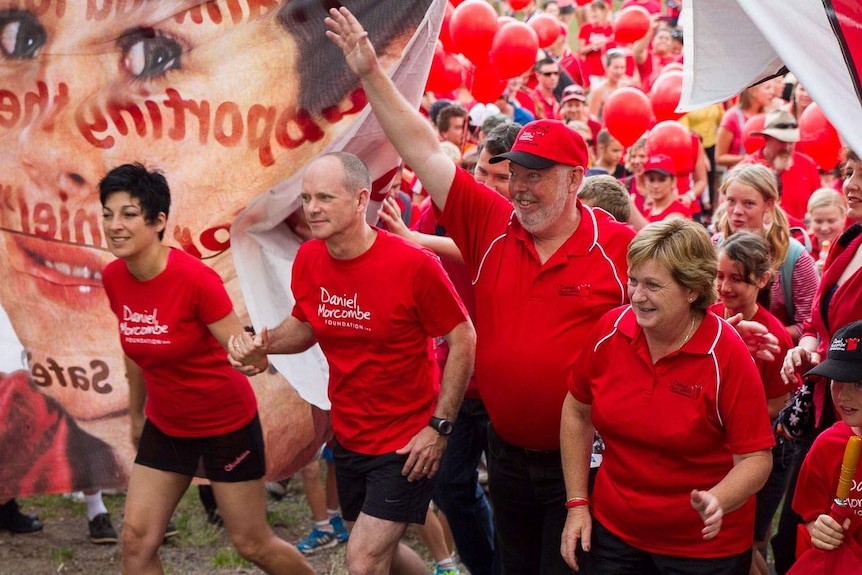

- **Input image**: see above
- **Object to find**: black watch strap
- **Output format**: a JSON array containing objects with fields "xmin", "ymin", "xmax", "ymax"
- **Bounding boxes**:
[{"xmin": 429, "ymin": 416, "xmax": 454, "ymax": 436}]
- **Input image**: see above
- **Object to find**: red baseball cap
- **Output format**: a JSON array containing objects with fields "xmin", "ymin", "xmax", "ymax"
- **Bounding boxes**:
[
  {"xmin": 489, "ymin": 120, "xmax": 588, "ymax": 170},
  {"xmin": 561, "ymin": 84, "xmax": 587, "ymax": 104},
  {"xmin": 643, "ymin": 154, "xmax": 677, "ymax": 177}
]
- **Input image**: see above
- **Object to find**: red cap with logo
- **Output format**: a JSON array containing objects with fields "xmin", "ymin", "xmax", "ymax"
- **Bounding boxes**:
[
  {"xmin": 643, "ymin": 154, "xmax": 677, "ymax": 177},
  {"xmin": 489, "ymin": 120, "xmax": 588, "ymax": 170}
]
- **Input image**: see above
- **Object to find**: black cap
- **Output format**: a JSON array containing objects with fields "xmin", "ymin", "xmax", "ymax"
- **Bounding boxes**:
[{"xmin": 806, "ymin": 320, "xmax": 862, "ymax": 382}]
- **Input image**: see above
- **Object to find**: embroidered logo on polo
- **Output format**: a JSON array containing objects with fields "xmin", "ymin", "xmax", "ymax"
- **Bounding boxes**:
[
  {"xmin": 669, "ymin": 380, "xmax": 703, "ymax": 399},
  {"xmin": 559, "ymin": 283, "xmax": 590, "ymax": 297},
  {"xmin": 317, "ymin": 287, "xmax": 372, "ymax": 332}
]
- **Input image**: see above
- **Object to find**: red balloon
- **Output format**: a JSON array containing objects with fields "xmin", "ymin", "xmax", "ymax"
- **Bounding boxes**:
[
  {"xmin": 440, "ymin": 2, "xmax": 456, "ymax": 53},
  {"xmin": 798, "ymin": 103, "xmax": 843, "ymax": 171},
  {"xmin": 508, "ymin": 0, "xmax": 531, "ymax": 10},
  {"xmin": 613, "ymin": 6, "xmax": 651, "ymax": 44},
  {"xmin": 648, "ymin": 71, "xmax": 683, "ymax": 122},
  {"xmin": 528, "ymin": 14, "xmax": 561, "ymax": 49},
  {"xmin": 468, "ymin": 64, "xmax": 508, "ymax": 104},
  {"xmin": 646, "ymin": 121, "xmax": 693, "ymax": 174},
  {"xmin": 426, "ymin": 42, "xmax": 464, "ymax": 94},
  {"xmin": 603, "ymin": 87, "xmax": 653, "ymax": 147},
  {"xmin": 741, "ymin": 113, "xmax": 766, "ymax": 154},
  {"xmin": 660, "ymin": 62, "xmax": 684, "ymax": 75},
  {"xmin": 490, "ymin": 22, "xmax": 539, "ymax": 79},
  {"xmin": 576, "ymin": 0, "xmax": 593, "ymax": 6},
  {"xmin": 498, "ymin": 16, "xmax": 517, "ymax": 28},
  {"xmin": 450, "ymin": 0, "xmax": 499, "ymax": 65}
]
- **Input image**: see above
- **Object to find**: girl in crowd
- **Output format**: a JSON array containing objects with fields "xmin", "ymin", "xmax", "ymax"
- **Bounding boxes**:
[
  {"xmin": 716, "ymin": 84, "xmax": 775, "ymax": 169},
  {"xmin": 712, "ymin": 232, "xmax": 795, "ymax": 575},
  {"xmin": 641, "ymin": 155, "xmax": 691, "ymax": 222},
  {"xmin": 561, "ymin": 218, "xmax": 774, "ymax": 574},
  {"xmin": 806, "ymin": 187, "xmax": 848, "ymax": 270},
  {"xmin": 99, "ymin": 164, "xmax": 312, "ymax": 575},
  {"xmin": 777, "ymin": 149, "xmax": 862, "ymax": 573},
  {"xmin": 714, "ymin": 164, "xmax": 819, "ymax": 342},
  {"xmin": 589, "ymin": 50, "xmax": 633, "ymax": 122}
]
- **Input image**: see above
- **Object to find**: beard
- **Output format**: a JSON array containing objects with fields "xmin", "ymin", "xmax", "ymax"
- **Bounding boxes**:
[{"xmin": 771, "ymin": 151, "xmax": 794, "ymax": 173}]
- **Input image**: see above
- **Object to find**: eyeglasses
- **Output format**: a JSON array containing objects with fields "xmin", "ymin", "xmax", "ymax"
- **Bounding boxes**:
[
  {"xmin": 771, "ymin": 122, "xmax": 798, "ymax": 129},
  {"xmin": 539, "ymin": 71, "xmax": 560, "ymax": 77}
]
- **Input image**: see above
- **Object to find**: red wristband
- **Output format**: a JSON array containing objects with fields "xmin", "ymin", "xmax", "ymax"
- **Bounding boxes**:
[{"xmin": 565, "ymin": 497, "xmax": 590, "ymax": 509}]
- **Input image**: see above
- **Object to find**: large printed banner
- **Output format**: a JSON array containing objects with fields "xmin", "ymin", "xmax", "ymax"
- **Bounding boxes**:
[
  {"xmin": 0, "ymin": 0, "xmax": 443, "ymax": 499},
  {"xmin": 679, "ymin": 0, "xmax": 862, "ymax": 156}
]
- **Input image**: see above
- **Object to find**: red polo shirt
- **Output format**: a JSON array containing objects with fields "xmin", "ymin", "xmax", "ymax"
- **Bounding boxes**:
[
  {"xmin": 569, "ymin": 308, "xmax": 775, "ymax": 557},
  {"xmin": 438, "ymin": 167, "xmax": 633, "ymax": 450}
]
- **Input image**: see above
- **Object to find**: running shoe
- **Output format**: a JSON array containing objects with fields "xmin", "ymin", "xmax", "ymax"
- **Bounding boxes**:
[
  {"xmin": 297, "ymin": 527, "xmax": 338, "ymax": 555},
  {"xmin": 329, "ymin": 515, "xmax": 350, "ymax": 542}
]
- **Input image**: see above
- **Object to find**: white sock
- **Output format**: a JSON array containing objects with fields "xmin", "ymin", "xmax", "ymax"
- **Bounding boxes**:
[
  {"xmin": 84, "ymin": 492, "xmax": 108, "ymax": 521},
  {"xmin": 315, "ymin": 519, "xmax": 334, "ymax": 532},
  {"xmin": 436, "ymin": 557, "xmax": 456, "ymax": 571},
  {"xmin": 326, "ymin": 508, "xmax": 341, "ymax": 518}
]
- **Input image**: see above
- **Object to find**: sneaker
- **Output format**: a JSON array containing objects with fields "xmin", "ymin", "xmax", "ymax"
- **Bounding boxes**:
[
  {"xmin": 296, "ymin": 527, "xmax": 338, "ymax": 555},
  {"xmin": 163, "ymin": 521, "xmax": 179, "ymax": 541},
  {"xmin": 432, "ymin": 566, "xmax": 460, "ymax": 575},
  {"xmin": 88, "ymin": 513, "xmax": 118, "ymax": 544},
  {"xmin": 0, "ymin": 500, "xmax": 43, "ymax": 534},
  {"xmin": 329, "ymin": 515, "xmax": 349, "ymax": 542},
  {"xmin": 265, "ymin": 479, "xmax": 291, "ymax": 501},
  {"xmin": 206, "ymin": 509, "xmax": 224, "ymax": 528}
]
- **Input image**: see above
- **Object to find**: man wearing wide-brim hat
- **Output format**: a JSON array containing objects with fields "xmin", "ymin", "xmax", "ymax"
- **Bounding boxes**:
[{"xmin": 739, "ymin": 108, "xmax": 820, "ymax": 221}]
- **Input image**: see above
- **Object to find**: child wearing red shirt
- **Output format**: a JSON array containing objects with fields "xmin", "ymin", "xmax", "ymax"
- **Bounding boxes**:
[{"xmin": 792, "ymin": 320, "xmax": 862, "ymax": 552}]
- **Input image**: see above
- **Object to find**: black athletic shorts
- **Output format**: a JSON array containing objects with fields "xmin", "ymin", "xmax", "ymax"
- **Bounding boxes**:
[
  {"xmin": 135, "ymin": 413, "xmax": 265, "ymax": 483},
  {"xmin": 332, "ymin": 438, "xmax": 435, "ymax": 524}
]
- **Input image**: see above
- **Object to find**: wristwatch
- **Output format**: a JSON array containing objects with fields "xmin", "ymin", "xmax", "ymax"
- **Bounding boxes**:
[{"xmin": 429, "ymin": 416, "xmax": 454, "ymax": 436}]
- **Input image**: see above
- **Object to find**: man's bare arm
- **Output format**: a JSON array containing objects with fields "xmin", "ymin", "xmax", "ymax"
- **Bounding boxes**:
[{"xmin": 325, "ymin": 7, "xmax": 457, "ymax": 211}]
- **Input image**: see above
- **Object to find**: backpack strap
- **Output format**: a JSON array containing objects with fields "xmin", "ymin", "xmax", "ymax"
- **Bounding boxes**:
[
  {"xmin": 788, "ymin": 226, "xmax": 813, "ymax": 253},
  {"xmin": 779, "ymin": 238, "xmax": 805, "ymax": 321},
  {"xmin": 735, "ymin": 108, "xmax": 746, "ymax": 155}
]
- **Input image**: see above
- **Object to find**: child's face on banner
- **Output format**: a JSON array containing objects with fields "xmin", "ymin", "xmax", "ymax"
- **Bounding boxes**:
[{"xmin": 0, "ymin": 1, "xmax": 347, "ymax": 444}]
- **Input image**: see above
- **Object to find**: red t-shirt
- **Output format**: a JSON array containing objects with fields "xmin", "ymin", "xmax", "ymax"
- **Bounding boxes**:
[
  {"xmin": 741, "ymin": 149, "xmax": 821, "ymax": 221},
  {"xmin": 414, "ymin": 203, "xmax": 480, "ymax": 399},
  {"xmin": 438, "ymin": 167, "xmax": 634, "ymax": 450},
  {"xmin": 793, "ymin": 421, "xmax": 862, "ymax": 546},
  {"xmin": 579, "ymin": 23, "xmax": 614, "ymax": 80},
  {"xmin": 558, "ymin": 48, "xmax": 586, "ymax": 88},
  {"xmin": 710, "ymin": 303, "xmax": 796, "ymax": 399},
  {"xmin": 103, "ymin": 249, "xmax": 257, "ymax": 437},
  {"xmin": 643, "ymin": 200, "xmax": 691, "ymax": 222},
  {"xmin": 291, "ymin": 230, "xmax": 468, "ymax": 455},
  {"xmin": 569, "ymin": 308, "xmax": 775, "ymax": 557}
]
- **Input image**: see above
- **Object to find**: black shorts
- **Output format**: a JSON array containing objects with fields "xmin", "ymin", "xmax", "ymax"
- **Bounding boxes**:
[
  {"xmin": 135, "ymin": 414, "xmax": 266, "ymax": 483},
  {"xmin": 332, "ymin": 438, "xmax": 435, "ymax": 525}
]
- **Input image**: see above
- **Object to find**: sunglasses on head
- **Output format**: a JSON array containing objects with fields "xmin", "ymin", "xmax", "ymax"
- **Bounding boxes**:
[{"xmin": 771, "ymin": 122, "xmax": 798, "ymax": 130}]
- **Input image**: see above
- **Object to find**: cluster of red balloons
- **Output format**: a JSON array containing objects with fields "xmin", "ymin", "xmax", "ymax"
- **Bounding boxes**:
[{"xmin": 427, "ymin": 0, "xmax": 567, "ymax": 103}]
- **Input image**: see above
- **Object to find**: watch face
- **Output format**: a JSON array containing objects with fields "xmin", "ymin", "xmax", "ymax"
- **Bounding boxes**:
[
  {"xmin": 438, "ymin": 420, "xmax": 454, "ymax": 435},
  {"xmin": 431, "ymin": 416, "xmax": 454, "ymax": 435}
]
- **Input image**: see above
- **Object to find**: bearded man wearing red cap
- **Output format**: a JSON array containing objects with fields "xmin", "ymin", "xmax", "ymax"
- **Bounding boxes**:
[{"xmin": 328, "ymin": 8, "xmax": 634, "ymax": 575}]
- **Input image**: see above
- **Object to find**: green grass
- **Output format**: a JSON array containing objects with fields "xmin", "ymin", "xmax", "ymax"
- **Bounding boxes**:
[
  {"xmin": 210, "ymin": 547, "xmax": 252, "ymax": 569},
  {"xmin": 49, "ymin": 546, "xmax": 75, "ymax": 564}
]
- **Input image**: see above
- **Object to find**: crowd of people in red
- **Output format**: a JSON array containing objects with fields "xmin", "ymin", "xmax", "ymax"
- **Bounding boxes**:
[
  {"xmin": 3, "ymin": 2, "xmax": 860, "ymax": 575},
  {"xmin": 358, "ymin": 1, "xmax": 860, "ymax": 575}
]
